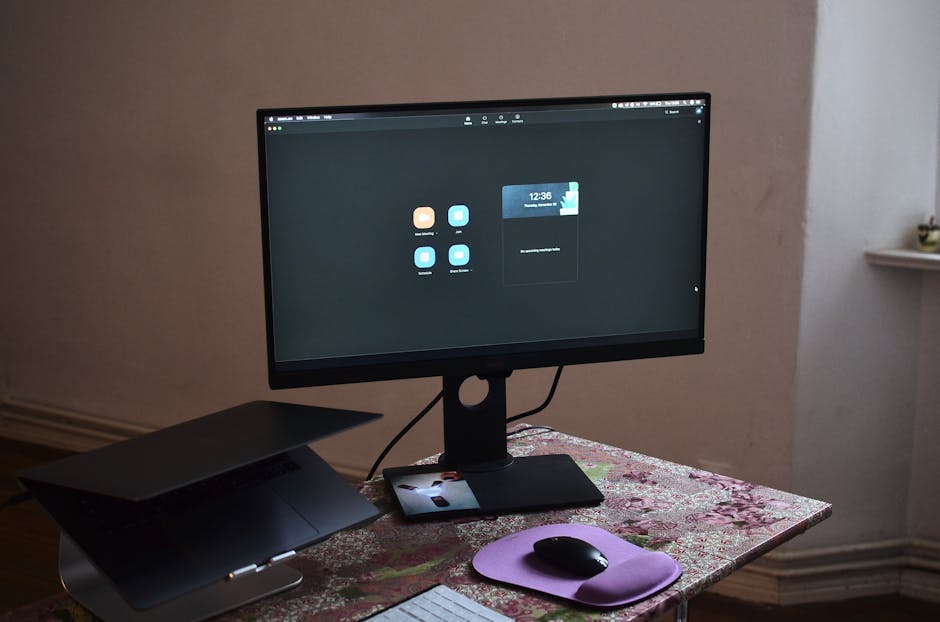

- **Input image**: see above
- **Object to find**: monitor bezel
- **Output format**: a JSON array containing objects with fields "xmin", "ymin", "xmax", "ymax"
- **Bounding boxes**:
[{"xmin": 257, "ymin": 92, "xmax": 709, "ymax": 390}]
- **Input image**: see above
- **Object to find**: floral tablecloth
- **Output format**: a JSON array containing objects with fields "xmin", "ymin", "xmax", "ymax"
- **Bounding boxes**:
[{"xmin": 5, "ymin": 427, "xmax": 830, "ymax": 622}]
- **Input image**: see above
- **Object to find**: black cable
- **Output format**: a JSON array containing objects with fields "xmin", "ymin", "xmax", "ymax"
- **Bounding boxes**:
[
  {"xmin": 505, "ymin": 366, "xmax": 564, "ymax": 424},
  {"xmin": 0, "ymin": 491, "xmax": 33, "ymax": 513},
  {"xmin": 506, "ymin": 425, "xmax": 556, "ymax": 439},
  {"xmin": 366, "ymin": 390, "xmax": 444, "ymax": 482}
]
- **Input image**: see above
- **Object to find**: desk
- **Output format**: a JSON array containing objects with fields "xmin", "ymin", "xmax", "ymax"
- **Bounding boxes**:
[{"xmin": 5, "ymin": 428, "xmax": 830, "ymax": 621}]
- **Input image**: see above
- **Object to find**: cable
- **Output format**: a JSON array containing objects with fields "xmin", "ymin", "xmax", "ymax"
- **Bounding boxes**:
[
  {"xmin": 366, "ymin": 390, "xmax": 444, "ymax": 482},
  {"xmin": 506, "ymin": 366, "xmax": 564, "ymax": 424},
  {"xmin": 506, "ymin": 425, "xmax": 556, "ymax": 439},
  {"xmin": 0, "ymin": 491, "xmax": 33, "ymax": 513}
]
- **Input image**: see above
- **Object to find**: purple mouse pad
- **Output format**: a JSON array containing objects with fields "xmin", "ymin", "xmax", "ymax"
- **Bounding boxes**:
[{"xmin": 472, "ymin": 523, "xmax": 682, "ymax": 607}]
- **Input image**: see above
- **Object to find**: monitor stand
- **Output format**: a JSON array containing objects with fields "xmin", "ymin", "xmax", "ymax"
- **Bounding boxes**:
[
  {"xmin": 59, "ymin": 532, "xmax": 302, "ymax": 622},
  {"xmin": 436, "ymin": 373, "xmax": 603, "ymax": 513}
]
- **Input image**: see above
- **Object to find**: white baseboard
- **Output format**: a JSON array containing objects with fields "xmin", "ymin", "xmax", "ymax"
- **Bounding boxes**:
[
  {"xmin": 3, "ymin": 397, "xmax": 938, "ymax": 603},
  {"xmin": 709, "ymin": 537, "xmax": 940, "ymax": 605},
  {"xmin": 0, "ymin": 397, "xmax": 155, "ymax": 453},
  {"xmin": 900, "ymin": 539, "xmax": 940, "ymax": 602},
  {"xmin": 0, "ymin": 397, "xmax": 369, "ymax": 481}
]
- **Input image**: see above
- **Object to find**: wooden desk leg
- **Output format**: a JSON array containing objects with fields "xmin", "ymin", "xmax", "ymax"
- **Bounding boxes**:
[{"xmin": 675, "ymin": 599, "xmax": 688, "ymax": 622}]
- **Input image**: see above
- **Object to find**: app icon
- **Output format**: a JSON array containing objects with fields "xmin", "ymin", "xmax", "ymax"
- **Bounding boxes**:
[
  {"xmin": 449, "ymin": 244, "xmax": 470, "ymax": 267},
  {"xmin": 448, "ymin": 205, "xmax": 469, "ymax": 227},
  {"xmin": 413, "ymin": 206, "xmax": 435, "ymax": 229},
  {"xmin": 414, "ymin": 246, "xmax": 436, "ymax": 269}
]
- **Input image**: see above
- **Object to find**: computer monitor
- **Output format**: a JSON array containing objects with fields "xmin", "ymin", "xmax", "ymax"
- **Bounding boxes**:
[{"xmin": 257, "ymin": 93, "xmax": 709, "ymax": 510}]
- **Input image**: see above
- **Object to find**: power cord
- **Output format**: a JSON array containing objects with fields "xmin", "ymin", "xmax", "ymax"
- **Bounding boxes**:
[
  {"xmin": 506, "ymin": 425, "xmax": 556, "ymax": 439},
  {"xmin": 366, "ymin": 390, "xmax": 444, "ymax": 481},
  {"xmin": 505, "ymin": 366, "xmax": 564, "ymax": 424}
]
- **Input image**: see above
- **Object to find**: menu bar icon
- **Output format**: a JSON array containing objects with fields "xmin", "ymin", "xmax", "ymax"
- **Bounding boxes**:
[{"xmin": 612, "ymin": 98, "xmax": 705, "ymax": 109}]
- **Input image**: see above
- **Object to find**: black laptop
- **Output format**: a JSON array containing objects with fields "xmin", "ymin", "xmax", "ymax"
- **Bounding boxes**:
[{"xmin": 17, "ymin": 401, "xmax": 381, "ymax": 610}]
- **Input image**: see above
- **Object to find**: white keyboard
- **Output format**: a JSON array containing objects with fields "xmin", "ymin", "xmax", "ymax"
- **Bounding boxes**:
[{"xmin": 366, "ymin": 584, "xmax": 512, "ymax": 622}]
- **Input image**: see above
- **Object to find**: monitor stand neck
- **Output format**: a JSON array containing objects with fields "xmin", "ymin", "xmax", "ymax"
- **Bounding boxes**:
[{"xmin": 439, "ymin": 373, "xmax": 514, "ymax": 471}]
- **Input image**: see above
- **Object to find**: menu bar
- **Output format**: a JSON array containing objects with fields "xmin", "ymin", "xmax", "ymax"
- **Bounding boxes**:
[{"xmin": 263, "ymin": 97, "xmax": 707, "ymax": 134}]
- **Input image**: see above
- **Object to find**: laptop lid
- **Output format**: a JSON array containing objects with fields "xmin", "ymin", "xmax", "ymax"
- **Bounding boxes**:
[{"xmin": 17, "ymin": 401, "xmax": 381, "ymax": 500}]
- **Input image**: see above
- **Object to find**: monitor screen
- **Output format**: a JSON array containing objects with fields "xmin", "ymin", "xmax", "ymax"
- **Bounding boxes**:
[{"xmin": 257, "ymin": 93, "xmax": 709, "ymax": 393}]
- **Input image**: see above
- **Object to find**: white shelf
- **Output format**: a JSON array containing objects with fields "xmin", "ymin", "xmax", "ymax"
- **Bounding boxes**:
[{"xmin": 865, "ymin": 248, "xmax": 940, "ymax": 271}]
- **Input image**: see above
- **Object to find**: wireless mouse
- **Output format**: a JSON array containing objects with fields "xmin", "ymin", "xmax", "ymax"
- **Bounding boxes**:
[{"xmin": 532, "ymin": 535, "xmax": 609, "ymax": 577}]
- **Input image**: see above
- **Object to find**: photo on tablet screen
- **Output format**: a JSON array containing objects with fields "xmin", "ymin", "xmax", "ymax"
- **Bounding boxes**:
[{"xmin": 386, "ymin": 469, "xmax": 481, "ymax": 516}]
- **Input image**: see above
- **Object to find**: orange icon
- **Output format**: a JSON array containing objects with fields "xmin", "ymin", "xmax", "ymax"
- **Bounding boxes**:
[{"xmin": 413, "ymin": 206, "xmax": 435, "ymax": 229}]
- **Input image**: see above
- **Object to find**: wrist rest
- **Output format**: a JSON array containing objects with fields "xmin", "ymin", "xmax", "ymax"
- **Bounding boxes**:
[{"xmin": 472, "ymin": 523, "xmax": 682, "ymax": 607}]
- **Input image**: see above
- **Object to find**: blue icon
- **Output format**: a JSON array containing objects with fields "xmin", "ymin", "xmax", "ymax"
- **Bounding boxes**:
[
  {"xmin": 448, "ymin": 205, "xmax": 470, "ymax": 227},
  {"xmin": 414, "ymin": 247, "xmax": 436, "ymax": 269},
  {"xmin": 449, "ymin": 244, "xmax": 470, "ymax": 267}
]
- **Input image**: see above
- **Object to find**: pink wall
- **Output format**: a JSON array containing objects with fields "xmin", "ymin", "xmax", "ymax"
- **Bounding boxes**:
[{"xmin": 0, "ymin": 2, "xmax": 815, "ymax": 488}]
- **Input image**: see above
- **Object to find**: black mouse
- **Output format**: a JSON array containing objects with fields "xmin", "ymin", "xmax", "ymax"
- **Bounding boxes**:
[{"xmin": 532, "ymin": 535, "xmax": 609, "ymax": 577}]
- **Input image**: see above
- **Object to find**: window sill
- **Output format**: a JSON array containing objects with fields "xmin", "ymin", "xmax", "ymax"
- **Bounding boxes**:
[{"xmin": 864, "ymin": 248, "xmax": 940, "ymax": 271}]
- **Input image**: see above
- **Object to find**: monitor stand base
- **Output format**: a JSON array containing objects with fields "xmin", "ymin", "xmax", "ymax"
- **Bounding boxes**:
[
  {"xmin": 58, "ymin": 532, "xmax": 302, "ymax": 622},
  {"xmin": 385, "ymin": 451, "xmax": 602, "ymax": 518},
  {"xmin": 457, "ymin": 452, "xmax": 602, "ymax": 512}
]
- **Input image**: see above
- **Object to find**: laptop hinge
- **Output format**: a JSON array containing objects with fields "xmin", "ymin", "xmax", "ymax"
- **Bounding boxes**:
[
  {"xmin": 227, "ymin": 549, "xmax": 296, "ymax": 581},
  {"xmin": 227, "ymin": 564, "xmax": 259, "ymax": 580},
  {"xmin": 267, "ymin": 550, "xmax": 296, "ymax": 566}
]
